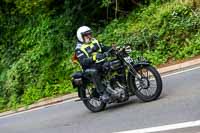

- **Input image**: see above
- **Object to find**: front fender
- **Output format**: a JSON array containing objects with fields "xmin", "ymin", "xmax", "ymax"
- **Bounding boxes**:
[{"xmin": 131, "ymin": 61, "xmax": 151, "ymax": 68}]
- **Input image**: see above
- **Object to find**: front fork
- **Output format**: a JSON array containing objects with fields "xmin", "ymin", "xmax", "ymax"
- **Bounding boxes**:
[
  {"xmin": 128, "ymin": 66, "xmax": 142, "ymax": 80},
  {"xmin": 126, "ymin": 62, "xmax": 150, "ymax": 94}
]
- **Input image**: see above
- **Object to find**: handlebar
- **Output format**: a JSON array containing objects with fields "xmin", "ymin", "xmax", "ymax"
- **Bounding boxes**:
[
  {"xmin": 115, "ymin": 45, "xmax": 132, "ymax": 53},
  {"xmin": 103, "ymin": 48, "xmax": 113, "ymax": 57},
  {"xmin": 103, "ymin": 45, "xmax": 132, "ymax": 57}
]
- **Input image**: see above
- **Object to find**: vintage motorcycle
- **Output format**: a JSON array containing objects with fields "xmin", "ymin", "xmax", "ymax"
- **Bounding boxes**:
[{"xmin": 71, "ymin": 46, "xmax": 162, "ymax": 112}]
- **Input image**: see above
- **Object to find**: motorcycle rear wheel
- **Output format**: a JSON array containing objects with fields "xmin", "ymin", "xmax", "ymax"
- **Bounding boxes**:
[{"xmin": 80, "ymin": 84, "xmax": 106, "ymax": 112}]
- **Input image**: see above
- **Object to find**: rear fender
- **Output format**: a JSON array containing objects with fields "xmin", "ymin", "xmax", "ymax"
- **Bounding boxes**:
[
  {"xmin": 72, "ymin": 78, "xmax": 83, "ymax": 87},
  {"xmin": 71, "ymin": 71, "xmax": 84, "ymax": 98}
]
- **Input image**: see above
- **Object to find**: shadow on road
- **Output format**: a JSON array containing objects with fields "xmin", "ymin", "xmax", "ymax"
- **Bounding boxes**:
[{"xmin": 105, "ymin": 93, "xmax": 167, "ymax": 112}]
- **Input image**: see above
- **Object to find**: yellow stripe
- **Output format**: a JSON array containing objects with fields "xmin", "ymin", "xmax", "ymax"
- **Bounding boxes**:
[
  {"xmin": 92, "ymin": 53, "xmax": 97, "ymax": 61},
  {"xmin": 91, "ymin": 39, "xmax": 102, "ymax": 52},
  {"xmin": 80, "ymin": 44, "xmax": 90, "ymax": 57},
  {"xmin": 79, "ymin": 40, "xmax": 103, "ymax": 63},
  {"xmin": 96, "ymin": 58, "xmax": 105, "ymax": 63}
]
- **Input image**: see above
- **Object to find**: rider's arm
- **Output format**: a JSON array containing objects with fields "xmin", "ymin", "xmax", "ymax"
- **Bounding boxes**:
[
  {"xmin": 91, "ymin": 38, "xmax": 111, "ymax": 53},
  {"xmin": 75, "ymin": 49, "xmax": 93, "ymax": 67},
  {"xmin": 100, "ymin": 43, "xmax": 112, "ymax": 52}
]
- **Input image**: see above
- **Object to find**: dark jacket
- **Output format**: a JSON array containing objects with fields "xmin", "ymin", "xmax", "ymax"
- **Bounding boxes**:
[{"xmin": 75, "ymin": 39, "xmax": 110, "ymax": 69}]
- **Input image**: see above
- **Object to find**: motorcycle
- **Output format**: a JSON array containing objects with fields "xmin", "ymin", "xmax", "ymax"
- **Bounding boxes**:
[{"xmin": 71, "ymin": 45, "xmax": 162, "ymax": 112}]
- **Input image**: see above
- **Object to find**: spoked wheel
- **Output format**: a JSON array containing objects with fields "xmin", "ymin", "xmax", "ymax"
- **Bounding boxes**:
[
  {"xmin": 130, "ymin": 65, "xmax": 162, "ymax": 102},
  {"xmin": 80, "ymin": 83, "xmax": 106, "ymax": 112}
]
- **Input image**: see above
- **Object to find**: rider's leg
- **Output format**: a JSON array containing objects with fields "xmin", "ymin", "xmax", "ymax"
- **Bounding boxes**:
[
  {"xmin": 84, "ymin": 69, "xmax": 105, "ymax": 93},
  {"xmin": 84, "ymin": 68, "xmax": 110, "ymax": 102}
]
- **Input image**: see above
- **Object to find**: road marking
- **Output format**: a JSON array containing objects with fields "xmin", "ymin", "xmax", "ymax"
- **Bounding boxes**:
[
  {"xmin": 161, "ymin": 66, "xmax": 200, "ymax": 78},
  {"xmin": 115, "ymin": 120, "xmax": 200, "ymax": 133},
  {"xmin": 0, "ymin": 98, "xmax": 79, "ymax": 119},
  {"xmin": 1, "ymin": 66, "xmax": 200, "ymax": 119}
]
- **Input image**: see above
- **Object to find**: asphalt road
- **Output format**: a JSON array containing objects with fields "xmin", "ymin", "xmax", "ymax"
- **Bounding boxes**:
[{"xmin": 0, "ymin": 67, "xmax": 200, "ymax": 133}]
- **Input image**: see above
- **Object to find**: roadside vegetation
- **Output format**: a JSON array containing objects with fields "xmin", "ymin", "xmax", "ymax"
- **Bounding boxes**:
[{"xmin": 0, "ymin": 0, "xmax": 199, "ymax": 112}]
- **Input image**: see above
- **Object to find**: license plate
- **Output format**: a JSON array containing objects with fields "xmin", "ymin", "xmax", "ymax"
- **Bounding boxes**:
[{"xmin": 124, "ymin": 56, "xmax": 133, "ymax": 63}]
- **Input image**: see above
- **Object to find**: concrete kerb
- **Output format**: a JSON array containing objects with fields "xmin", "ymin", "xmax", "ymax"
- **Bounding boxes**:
[
  {"xmin": 1, "ymin": 58, "xmax": 200, "ymax": 117},
  {"xmin": 158, "ymin": 58, "xmax": 200, "ymax": 74}
]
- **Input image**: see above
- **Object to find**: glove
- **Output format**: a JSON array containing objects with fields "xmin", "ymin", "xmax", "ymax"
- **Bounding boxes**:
[
  {"xmin": 96, "ymin": 53, "xmax": 105, "ymax": 60},
  {"xmin": 103, "ymin": 52, "xmax": 109, "ymax": 57},
  {"xmin": 112, "ymin": 44, "xmax": 117, "ymax": 50}
]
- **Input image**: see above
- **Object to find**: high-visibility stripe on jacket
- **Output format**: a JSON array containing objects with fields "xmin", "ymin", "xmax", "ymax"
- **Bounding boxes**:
[{"xmin": 75, "ymin": 39, "xmax": 103, "ymax": 68}]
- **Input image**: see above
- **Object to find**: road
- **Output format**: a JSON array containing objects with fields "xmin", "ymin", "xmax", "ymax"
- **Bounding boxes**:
[{"xmin": 0, "ymin": 67, "xmax": 200, "ymax": 133}]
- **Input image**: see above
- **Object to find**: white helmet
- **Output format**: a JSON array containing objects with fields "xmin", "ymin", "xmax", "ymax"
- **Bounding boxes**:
[{"xmin": 76, "ymin": 26, "xmax": 92, "ymax": 43}]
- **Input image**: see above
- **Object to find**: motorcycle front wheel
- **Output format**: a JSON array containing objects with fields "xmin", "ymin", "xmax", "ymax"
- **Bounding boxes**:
[
  {"xmin": 79, "ymin": 84, "xmax": 106, "ymax": 112},
  {"xmin": 129, "ymin": 65, "xmax": 163, "ymax": 102}
]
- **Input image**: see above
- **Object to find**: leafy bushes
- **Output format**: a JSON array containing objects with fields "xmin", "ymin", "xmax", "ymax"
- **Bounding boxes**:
[
  {"xmin": 0, "ymin": 2, "xmax": 76, "ymax": 109},
  {"xmin": 98, "ymin": 1, "xmax": 200, "ymax": 65}
]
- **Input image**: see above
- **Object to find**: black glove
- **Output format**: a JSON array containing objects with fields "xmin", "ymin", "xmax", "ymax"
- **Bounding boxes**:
[
  {"xmin": 96, "ymin": 53, "xmax": 105, "ymax": 61},
  {"xmin": 103, "ymin": 52, "xmax": 109, "ymax": 57}
]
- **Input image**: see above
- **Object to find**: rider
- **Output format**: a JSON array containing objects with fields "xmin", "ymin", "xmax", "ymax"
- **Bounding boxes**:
[{"xmin": 75, "ymin": 26, "xmax": 111, "ymax": 101}]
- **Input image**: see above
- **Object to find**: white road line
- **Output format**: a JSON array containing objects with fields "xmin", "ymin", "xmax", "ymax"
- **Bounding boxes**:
[
  {"xmin": 115, "ymin": 120, "xmax": 200, "ymax": 133},
  {"xmin": 161, "ymin": 66, "xmax": 200, "ymax": 78},
  {"xmin": 1, "ymin": 66, "xmax": 200, "ymax": 119},
  {"xmin": 0, "ymin": 98, "xmax": 79, "ymax": 119}
]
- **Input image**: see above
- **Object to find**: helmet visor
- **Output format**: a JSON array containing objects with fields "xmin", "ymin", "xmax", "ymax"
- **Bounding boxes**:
[{"xmin": 82, "ymin": 31, "xmax": 92, "ymax": 36}]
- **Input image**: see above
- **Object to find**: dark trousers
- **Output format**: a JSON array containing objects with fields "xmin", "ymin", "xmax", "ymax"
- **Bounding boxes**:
[{"xmin": 84, "ymin": 63, "xmax": 106, "ymax": 93}]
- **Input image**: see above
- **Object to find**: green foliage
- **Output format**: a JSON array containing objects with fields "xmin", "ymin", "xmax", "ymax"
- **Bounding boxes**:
[
  {"xmin": 0, "ymin": 97, "xmax": 7, "ymax": 110},
  {"xmin": 98, "ymin": 1, "xmax": 200, "ymax": 65},
  {"xmin": 3, "ymin": 13, "xmax": 74, "ymax": 106},
  {"xmin": 21, "ymin": 86, "xmax": 43, "ymax": 105},
  {"xmin": 101, "ymin": 0, "xmax": 112, "ymax": 7},
  {"xmin": 0, "ymin": 0, "xmax": 76, "ymax": 110},
  {"xmin": 2, "ymin": 0, "xmax": 59, "ymax": 15}
]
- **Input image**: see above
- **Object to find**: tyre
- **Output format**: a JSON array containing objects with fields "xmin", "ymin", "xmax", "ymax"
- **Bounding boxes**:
[
  {"xmin": 129, "ymin": 65, "xmax": 162, "ymax": 102},
  {"xmin": 79, "ymin": 84, "xmax": 106, "ymax": 112}
]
